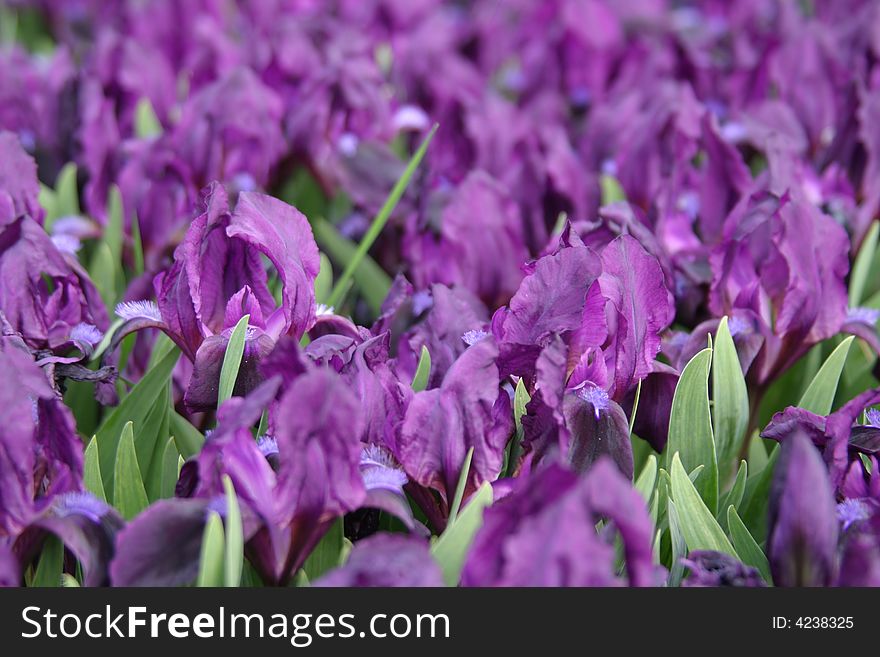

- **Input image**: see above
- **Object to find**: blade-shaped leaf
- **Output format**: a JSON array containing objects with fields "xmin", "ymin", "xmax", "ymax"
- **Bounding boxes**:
[
  {"xmin": 130, "ymin": 211, "xmax": 144, "ymax": 277},
  {"xmin": 113, "ymin": 422, "xmax": 149, "ymax": 520},
  {"xmin": 311, "ymin": 218, "xmax": 391, "ymax": 316},
  {"xmin": 798, "ymin": 336, "xmax": 855, "ymax": 415},
  {"xmin": 600, "ymin": 173, "xmax": 626, "ymax": 204},
  {"xmin": 719, "ymin": 460, "xmax": 748, "ymax": 531},
  {"xmin": 634, "ymin": 454, "xmax": 658, "ymax": 504},
  {"xmin": 713, "ymin": 317, "xmax": 749, "ymax": 477},
  {"xmin": 411, "ymin": 345, "xmax": 431, "ymax": 392},
  {"xmin": 431, "ymin": 482, "xmax": 493, "ymax": 587},
  {"xmin": 95, "ymin": 345, "xmax": 179, "ymax": 492},
  {"xmin": 196, "ymin": 511, "xmax": 225, "ymax": 588},
  {"xmin": 138, "ymin": 383, "xmax": 171, "ymax": 494},
  {"xmin": 447, "ymin": 446, "xmax": 474, "ymax": 526},
  {"xmin": 326, "ymin": 124, "xmax": 437, "ymax": 309},
  {"xmin": 669, "ymin": 452, "xmax": 737, "ymax": 557},
  {"xmin": 506, "ymin": 378, "xmax": 531, "ymax": 477},
  {"xmin": 218, "ymin": 314, "xmax": 250, "ymax": 406},
  {"xmin": 666, "ymin": 499, "xmax": 687, "ymax": 587},
  {"xmin": 153, "ymin": 436, "xmax": 181, "ymax": 501},
  {"xmin": 849, "ymin": 221, "xmax": 879, "ymax": 306},
  {"xmin": 134, "ymin": 97, "xmax": 162, "ymax": 139},
  {"xmin": 223, "ymin": 475, "xmax": 244, "ymax": 587},
  {"xmin": 31, "ymin": 535, "xmax": 64, "ymax": 588},
  {"xmin": 171, "ymin": 410, "xmax": 205, "ymax": 459},
  {"xmin": 314, "ymin": 253, "xmax": 333, "ymax": 305},
  {"xmin": 667, "ymin": 348, "xmax": 718, "ymax": 513},
  {"xmin": 302, "ymin": 518, "xmax": 344, "ymax": 581},
  {"xmin": 727, "ymin": 505, "xmax": 772, "ymax": 584},
  {"xmin": 739, "ymin": 444, "xmax": 780, "ymax": 544},
  {"xmin": 83, "ymin": 436, "xmax": 106, "ymax": 502}
]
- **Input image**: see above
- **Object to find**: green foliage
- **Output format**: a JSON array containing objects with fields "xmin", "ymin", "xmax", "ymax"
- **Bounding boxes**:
[
  {"xmin": 217, "ymin": 314, "xmax": 250, "ymax": 406},
  {"xmin": 798, "ymin": 336, "xmax": 855, "ymax": 415},
  {"xmin": 667, "ymin": 348, "xmax": 718, "ymax": 512},
  {"xmin": 432, "ymin": 483, "xmax": 493, "ymax": 586},
  {"xmin": 325, "ymin": 125, "xmax": 437, "ymax": 310},
  {"xmin": 411, "ymin": 345, "xmax": 432, "ymax": 392},
  {"xmin": 113, "ymin": 422, "xmax": 150, "ymax": 520}
]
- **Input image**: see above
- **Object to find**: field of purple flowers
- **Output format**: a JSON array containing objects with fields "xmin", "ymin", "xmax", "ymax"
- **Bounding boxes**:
[{"xmin": 1, "ymin": 0, "xmax": 879, "ymax": 588}]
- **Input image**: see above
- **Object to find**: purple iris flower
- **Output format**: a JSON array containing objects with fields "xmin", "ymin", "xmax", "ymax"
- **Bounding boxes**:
[
  {"xmin": 461, "ymin": 459, "xmax": 658, "ymax": 587},
  {"xmin": 681, "ymin": 551, "xmax": 766, "ymax": 587},
  {"xmin": 113, "ymin": 182, "xmax": 319, "ymax": 411}
]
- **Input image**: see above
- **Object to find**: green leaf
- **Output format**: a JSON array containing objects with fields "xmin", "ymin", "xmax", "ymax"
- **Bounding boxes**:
[
  {"xmin": 134, "ymin": 97, "xmax": 162, "ymax": 139},
  {"xmin": 669, "ymin": 452, "xmax": 737, "ymax": 557},
  {"xmin": 39, "ymin": 184, "xmax": 57, "ymax": 227},
  {"xmin": 739, "ymin": 444, "xmax": 780, "ymax": 544},
  {"xmin": 666, "ymin": 499, "xmax": 688, "ymax": 587},
  {"xmin": 105, "ymin": 184, "xmax": 124, "ymax": 269},
  {"xmin": 719, "ymin": 460, "xmax": 748, "ymax": 531},
  {"xmin": 156, "ymin": 436, "xmax": 181, "ymax": 500},
  {"xmin": 628, "ymin": 379, "xmax": 642, "ymax": 436},
  {"xmin": 31, "ymin": 535, "xmax": 64, "ymax": 588},
  {"xmin": 89, "ymin": 241, "xmax": 117, "ymax": 313},
  {"xmin": 431, "ymin": 482, "xmax": 493, "ymax": 586},
  {"xmin": 130, "ymin": 211, "xmax": 145, "ymax": 277},
  {"xmin": 798, "ymin": 336, "xmax": 855, "ymax": 415},
  {"xmin": 507, "ymin": 378, "xmax": 531, "ymax": 477},
  {"xmin": 727, "ymin": 506, "xmax": 772, "ymax": 583},
  {"xmin": 314, "ymin": 253, "xmax": 334, "ymax": 305},
  {"xmin": 222, "ymin": 475, "xmax": 244, "ymax": 587},
  {"xmin": 56, "ymin": 162, "xmax": 80, "ymax": 214},
  {"xmin": 112, "ymin": 422, "xmax": 149, "ymax": 520},
  {"xmin": 217, "ymin": 314, "xmax": 250, "ymax": 406},
  {"xmin": 634, "ymin": 454, "xmax": 658, "ymax": 504},
  {"xmin": 600, "ymin": 173, "xmax": 626, "ymax": 204},
  {"xmin": 411, "ymin": 345, "xmax": 431, "ymax": 392},
  {"xmin": 312, "ymin": 217, "xmax": 392, "ymax": 316},
  {"xmin": 196, "ymin": 511, "xmax": 225, "ymax": 588},
  {"xmin": 849, "ymin": 221, "xmax": 879, "ymax": 306},
  {"xmin": 94, "ymin": 345, "xmax": 179, "ymax": 492},
  {"xmin": 447, "ymin": 446, "xmax": 474, "ymax": 526},
  {"xmin": 667, "ymin": 347, "xmax": 718, "ymax": 512},
  {"xmin": 303, "ymin": 518, "xmax": 344, "ymax": 581},
  {"xmin": 60, "ymin": 574, "xmax": 80, "ymax": 587},
  {"xmin": 712, "ymin": 317, "xmax": 749, "ymax": 477},
  {"xmin": 171, "ymin": 410, "xmax": 205, "ymax": 459},
  {"xmin": 860, "ymin": 453, "xmax": 873, "ymax": 475},
  {"xmin": 83, "ymin": 436, "xmax": 106, "ymax": 502},
  {"xmin": 138, "ymin": 383, "xmax": 171, "ymax": 496},
  {"xmin": 326, "ymin": 124, "xmax": 437, "ymax": 310},
  {"xmin": 90, "ymin": 317, "xmax": 124, "ymax": 363},
  {"xmin": 746, "ymin": 434, "xmax": 769, "ymax": 473}
]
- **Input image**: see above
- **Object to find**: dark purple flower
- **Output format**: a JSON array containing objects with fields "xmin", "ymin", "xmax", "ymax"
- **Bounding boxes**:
[
  {"xmin": 762, "ymin": 387, "xmax": 880, "ymax": 489},
  {"xmin": 767, "ymin": 431, "xmax": 839, "ymax": 587},
  {"xmin": 598, "ymin": 234, "xmax": 675, "ymax": 400},
  {"xmin": 397, "ymin": 338, "xmax": 512, "ymax": 519},
  {"xmin": 0, "ymin": 332, "xmax": 82, "ymax": 536},
  {"xmin": 708, "ymin": 190, "xmax": 849, "ymax": 386},
  {"xmin": 110, "ymin": 498, "xmax": 212, "ymax": 587},
  {"xmin": 0, "ymin": 215, "xmax": 108, "ymax": 351},
  {"xmin": 403, "ymin": 171, "xmax": 529, "ymax": 308},
  {"xmin": 0, "ymin": 543, "xmax": 19, "ymax": 587},
  {"xmin": 681, "ymin": 551, "xmax": 766, "ymax": 587},
  {"xmin": 314, "ymin": 533, "xmax": 442, "ymax": 587},
  {"xmin": 174, "ymin": 67, "xmax": 285, "ymax": 187},
  {"xmin": 15, "ymin": 491, "xmax": 124, "ymax": 587},
  {"xmin": 461, "ymin": 459, "xmax": 657, "ymax": 587},
  {"xmin": 117, "ymin": 183, "xmax": 319, "ymax": 410},
  {"xmin": 0, "ymin": 132, "xmax": 43, "ymax": 226}
]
